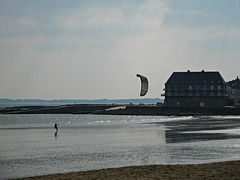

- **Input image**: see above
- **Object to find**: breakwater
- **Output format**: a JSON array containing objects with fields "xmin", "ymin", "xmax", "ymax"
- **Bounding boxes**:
[
  {"xmin": 1, "ymin": 104, "xmax": 240, "ymax": 116},
  {"xmin": 94, "ymin": 105, "xmax": 240, "ymax": 116}
]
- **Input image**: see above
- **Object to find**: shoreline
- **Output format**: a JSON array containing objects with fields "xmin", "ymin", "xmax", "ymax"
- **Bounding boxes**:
[
  {"xmin": 16, "ymin": 160, "xmax": 240, "ymax": 180},
  {"xmin": 1, "ymin": 104, "xmax": 240, "ymax": 116}
]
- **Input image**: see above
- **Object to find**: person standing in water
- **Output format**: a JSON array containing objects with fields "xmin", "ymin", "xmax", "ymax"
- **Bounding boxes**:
[
  {"xmin": 54, "ymin": 123, "xmax": 59, "ymax": 137},
  {"xmin": 54, "ymin": 123, "xmax": 58, "ymax": 132}
]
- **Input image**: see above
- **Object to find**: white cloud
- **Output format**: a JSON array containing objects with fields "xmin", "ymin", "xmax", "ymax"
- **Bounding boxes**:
[
  {"xmin": 55, "ymin": 0, "xmax": 168, "ymax": 34},
  {"xmin": 58, "ymin": 8, "xmax": 124, "ymax": 28},
  {"xmin": 0, "ymin": 17, "xmax": 39, "ymax": 34}
]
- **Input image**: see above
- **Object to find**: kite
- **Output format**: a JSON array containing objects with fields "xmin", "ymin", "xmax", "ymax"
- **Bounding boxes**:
[{"xmin": 136, "ymin": 74, "xmax": 148, "ymax": 96}]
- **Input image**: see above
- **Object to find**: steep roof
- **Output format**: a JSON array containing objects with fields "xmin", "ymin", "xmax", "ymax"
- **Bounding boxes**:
[
  {"xmin": 228, "ymin": 77, "xmax": 240, "ymax": 88},
  {"xmin": 165, "ymin": 70, "xmax": 226, "ymax": 85}
]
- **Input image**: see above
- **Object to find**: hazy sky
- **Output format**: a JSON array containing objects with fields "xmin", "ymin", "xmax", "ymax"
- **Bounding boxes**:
[{"xmin": 1, "ymin": 0, "xmax": 240, "ymax": 100}]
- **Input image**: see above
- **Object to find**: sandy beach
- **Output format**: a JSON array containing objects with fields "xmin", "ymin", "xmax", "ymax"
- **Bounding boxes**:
[{"xmin": 16, "ymin": 160, "xmax": 240, "ymax": 180}]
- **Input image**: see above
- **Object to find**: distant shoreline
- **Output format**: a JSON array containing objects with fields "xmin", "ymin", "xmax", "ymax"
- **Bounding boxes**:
[
  {"xmin": 1, "ymin": 104, "xmax": 240, "ymax": 116},
  {"xmin": 0, "ymin": 98, "xmax": 163, "ymax": 106}
]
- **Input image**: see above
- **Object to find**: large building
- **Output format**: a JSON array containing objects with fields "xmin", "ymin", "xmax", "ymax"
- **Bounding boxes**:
[
  {"xmin": 227, "ymin": 77, "xmax": 240, "ymax": 107},
  {"xmin": 162, "ymin": 70, "xmax": 227, "ymax": 107}
]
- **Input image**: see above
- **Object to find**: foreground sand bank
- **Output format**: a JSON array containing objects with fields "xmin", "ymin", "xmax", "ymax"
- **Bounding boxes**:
[{"xmin": 16, "ymin": 160, "xmax": 240, "ymax": 180}]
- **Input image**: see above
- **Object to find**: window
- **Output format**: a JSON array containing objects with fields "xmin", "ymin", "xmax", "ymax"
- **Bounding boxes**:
[
  {"xmin": 218, "ymin": 86, "xmax": 221, "ymax": 90},
  {"xmin": 188, "ymin": 92, "xmax": 193, "ymax": 96},
  {"xmin": 189, "ymin": 86, "xmax": 192, "ymax": 90},
  {"xmin": 210, "ymin": 92, "xmax": 215, "ymax": 96},
  {"xmin": 210, "ymin": 85, "xmax": 214, "ymax": 90},
  {"xmin": 217, "ymin": 92, "xmax": 222, "ymax": 96}
]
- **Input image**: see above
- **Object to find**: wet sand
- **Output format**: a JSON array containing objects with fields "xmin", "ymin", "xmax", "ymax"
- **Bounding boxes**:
[{"xmin": 16, "ymin": 160, "xmax": 240, "ymax": 180}]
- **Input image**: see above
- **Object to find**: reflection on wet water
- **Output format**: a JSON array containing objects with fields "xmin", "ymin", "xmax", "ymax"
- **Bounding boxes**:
[
  {"xmin": 163, "ymin": 117, "xmax": 240, "ymax": 143},
  {"xmin": 1, "ymin": 116, "xmax": 240, "ymax": 179}
]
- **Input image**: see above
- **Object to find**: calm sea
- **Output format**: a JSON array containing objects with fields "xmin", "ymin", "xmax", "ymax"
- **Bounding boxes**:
[
  {"xmin": 1, "ymin": 112, "xmax": 240, "ymax": 179},
  {"xmin": 0, "ymin": 113, "xmax": 194, "ymax": 128}
]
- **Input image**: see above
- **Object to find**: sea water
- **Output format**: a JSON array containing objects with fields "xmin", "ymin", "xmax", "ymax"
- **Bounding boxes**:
[
  {"xmin": 1, "ymin": 114, "xmax": 240, "ymax": 179},
  {"xmin": 0, "ymin": 114, "xmax": 195, "ymax": 128}
]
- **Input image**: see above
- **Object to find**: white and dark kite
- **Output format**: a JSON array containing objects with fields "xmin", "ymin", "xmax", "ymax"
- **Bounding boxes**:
[{"xmin": 136, "ymin": 74, "xmax": 148, "ymax": 96}]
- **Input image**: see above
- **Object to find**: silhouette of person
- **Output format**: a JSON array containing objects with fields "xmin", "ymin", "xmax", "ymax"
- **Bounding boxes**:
[
  {"xmin": 54, "ymin": 123, "xmax": 59, "ymax": 138},
  {"xmin": 54, "ymin": 123, "xmax": 58, "ymax": 132}
]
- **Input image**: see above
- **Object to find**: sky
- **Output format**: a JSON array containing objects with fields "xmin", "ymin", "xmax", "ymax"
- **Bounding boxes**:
[{"xmin": 0, "ymin": 0, "xmax": 240, "ymax": 100}]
